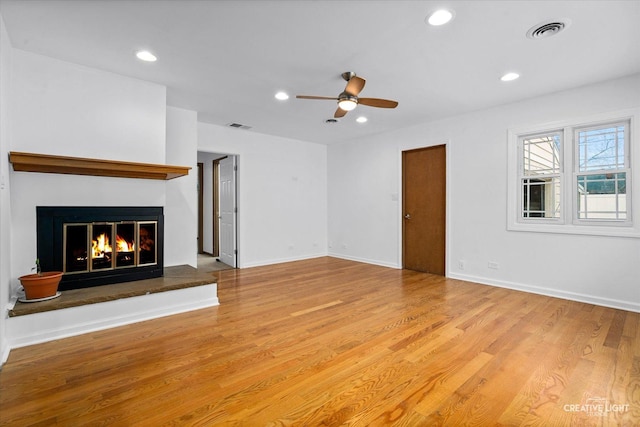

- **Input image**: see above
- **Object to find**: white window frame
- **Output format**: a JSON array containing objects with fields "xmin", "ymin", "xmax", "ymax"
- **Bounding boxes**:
[
  {"xmin": 518, "ymin": 130, "xmax": 563, "ymax": 224},
  {"xmin": 572, "ymin": 120, "xmax": 631, "ymax": 227},
  {"xmin": 507, "ymin": 108, "xmax": 639, "ymax": 238}
]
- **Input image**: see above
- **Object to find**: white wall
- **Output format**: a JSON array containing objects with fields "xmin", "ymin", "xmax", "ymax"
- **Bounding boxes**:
[
  {"xmin": 11, "ymin": 51, "xmax": 166, "ymax": 163},
  {"xmin": 5, "ymin": 50, "xmax": 197, "ymax": 298},
  {"xmin": 165, "ymin": 106, "xmax": 198, "ymax": 268},
  {"xmin": 328, "ymin": 73, "xmax": 640, "ymax": 312},
  {"xmin": 198, "ymin": 124, "xmax": 328, "ymax": 268},
  {"xmin": 0, "ymin": 13, "xmax": 13, "ymax": 364},
  {"xmin": 0, "ymin": 51, "xmax": 202, "ymax": 361},
  {"xmin": 327, "ymin": 140, "xmax": 402, "ymax": 268},
  {"xmin": 8, "ymin": 49, "xmax": 167, "ymax": 285}
]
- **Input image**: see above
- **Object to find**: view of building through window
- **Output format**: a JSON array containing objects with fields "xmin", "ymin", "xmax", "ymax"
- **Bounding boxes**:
[{"xmin": 521, "ymin": 133, "xmax": 561, "ymax": 218}]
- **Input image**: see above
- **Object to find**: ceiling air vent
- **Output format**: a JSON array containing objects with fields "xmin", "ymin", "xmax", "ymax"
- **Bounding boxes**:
[
  {"xmin": 226, "ymin": 122, "xmax": 252, "ymax": 130},
  {"xmin": 526, "ymin": 19, "xmax": 570, "ymax": 39}
]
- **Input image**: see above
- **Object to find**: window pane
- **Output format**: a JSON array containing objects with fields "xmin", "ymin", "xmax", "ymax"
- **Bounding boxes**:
[
  {"xmin": 523, "ymin": 134, "xmax": 561, "ymax": 176},
  {"xmin": 578, "ymin": 124, "xmax": 625, "ymax": 172},
  {"xmin": 522, "ymin": 177, "xmax": 560, "ymax": 218},
  {"xmin": 577, "ymin": 173, "xmax": 626, "ymax": 220}
]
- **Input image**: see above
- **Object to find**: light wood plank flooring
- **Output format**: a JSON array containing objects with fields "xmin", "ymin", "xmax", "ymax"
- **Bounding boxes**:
[{"xmin": 1, "ymin": 257, "xmax": 638, "ymax": 426}]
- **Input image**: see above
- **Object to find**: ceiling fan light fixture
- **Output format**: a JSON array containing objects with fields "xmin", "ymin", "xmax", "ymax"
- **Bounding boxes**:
[
  {"xmin": 427, "ymin": 9, "xmax": 454, "ymax": 26},
  {"xmin": 356, "ymin": 116, "xmax": 368, "ymax": 123},
  {"xmin": 275, "ymin": 91, "xmax": 289, "ymax": 100},
  {"xmin": 338, "ymin": 98, "xmax": 357, "ymax": 111}
]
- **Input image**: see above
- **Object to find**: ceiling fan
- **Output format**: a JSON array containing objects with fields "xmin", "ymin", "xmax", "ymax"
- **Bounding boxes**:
[{"xmin": 296, "ymin": 71, "xmax": 398, "ymax": 118}]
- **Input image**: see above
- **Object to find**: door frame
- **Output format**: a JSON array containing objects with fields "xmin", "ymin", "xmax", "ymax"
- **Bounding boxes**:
[
  {"xmin": 196, "ymin": 151, "xmax": 239, "ymax": 267},
  {"xmin": 197, "ymin": 162, "xmax": 204, "ymax": 254},
  {"xmin": 397, "ymin": 141, "xmax": 450, "ymax": 275},
  {"xmin": 217, "ymin": 155, "xmax": 238, "ymax": 268},
  {"xmin": 212, "ymin": 158, "xmax": 223, "ymax": 258}
]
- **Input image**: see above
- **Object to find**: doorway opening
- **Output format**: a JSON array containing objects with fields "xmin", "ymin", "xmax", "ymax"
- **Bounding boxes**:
[
  {"xmin": 197, "ymin": 152, "xmax": 238, "ymax": 269},
  {"xmin": 197, "ymin": 162, "xmax": 204, "ymax": 254}
]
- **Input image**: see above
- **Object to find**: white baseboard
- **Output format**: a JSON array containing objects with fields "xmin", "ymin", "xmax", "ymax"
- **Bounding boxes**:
[
  {"xmin": 448, "ymin": 272, "xmax": 640, "ymax": 313},
  {"xmin": 242, "ymin": 252, "xmax": 401, "ymax": 270},
  {"xmin": 0, "ymin": 337, "xmax": 9, "ymax": 367},
  {"xmin": 324, "ymin": 255, "xmax": 639, "ymax": 313},
  {"xmin": 325, "ymin": 254, "xmax": 639, "ymax": 312},
  {"xmin": 6, "ymin": 284, "xmax": 219, "ymax": 350},
  {"xmin": 241, "ymin": 253, "xmax": 328, "ymax": 269},
  {"xmin": 327, "ymin": 252, "xmax": 401, "ymax": 269}
]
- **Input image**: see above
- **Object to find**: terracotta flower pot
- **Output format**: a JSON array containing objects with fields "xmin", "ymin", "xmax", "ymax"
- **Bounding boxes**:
[{"xmin": 19, "ymin": 271, "xmax": 63, "ymax": 300}]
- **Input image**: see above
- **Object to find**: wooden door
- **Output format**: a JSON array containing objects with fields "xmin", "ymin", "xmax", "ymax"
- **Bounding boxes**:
[{"xmin": 402, "ymin": 145, "xmax": 446, "ymax": 275}]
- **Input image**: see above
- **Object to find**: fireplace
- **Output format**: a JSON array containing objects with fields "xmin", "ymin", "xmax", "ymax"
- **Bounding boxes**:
[{"xmin": 37, "ymin": 207, "xmax": 164, "ymax": 290}]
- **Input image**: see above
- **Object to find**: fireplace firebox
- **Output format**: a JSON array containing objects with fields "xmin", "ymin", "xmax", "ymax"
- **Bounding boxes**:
[{"xmin": 37, "ymin": 207, "xmax": 164, "ymax": 290}]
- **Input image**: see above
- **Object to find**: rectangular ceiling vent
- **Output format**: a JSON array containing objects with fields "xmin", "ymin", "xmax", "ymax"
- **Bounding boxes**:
[{"xmin": 226, "ymin": 122, "xmax": 252, "ymax": 130}]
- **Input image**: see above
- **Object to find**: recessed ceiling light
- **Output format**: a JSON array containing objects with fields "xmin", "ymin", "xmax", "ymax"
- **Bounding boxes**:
[
  {"xmin": 356, "ymin": 116, "xmax": 368, "ymax": 123},
  {"xmin": 136, "ymin": 50, "xmax": 157, "ymax": 62},
  {"xmin": 427, "ymin": 9, "xmax": 454, "ymax": 26},
  {"xmin": 501, "ymin": 72, "xmax": 520, "ymax": 82},
  {"xmin": 275, "ymin": 91, "xmax": 289, "ymax": 101}
]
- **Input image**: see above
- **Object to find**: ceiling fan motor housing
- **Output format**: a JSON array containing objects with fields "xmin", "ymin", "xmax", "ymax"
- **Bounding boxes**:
[
  {"xmin": 341, "ymin": 71, "xmax": 356, "ymax": 81},
  {"xmin": 339, "ymin": 92, "xmax": 358, "ymax": 102}
]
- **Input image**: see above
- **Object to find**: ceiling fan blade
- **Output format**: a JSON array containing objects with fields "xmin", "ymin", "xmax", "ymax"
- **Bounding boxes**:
[
  {"xmin": 358, "ymin": 98, "xmax": 398, "ymax": 109},
  {"xmin": 345, "ymin": 76, "xmax": 365, "ymax": 96},
  {"xmin": 296, "ymin": 95, "xmax": 339, "ymax": 100},
  {"xmin": 334, "ymin": 107, "xmax": 347, "ymax": 118}
]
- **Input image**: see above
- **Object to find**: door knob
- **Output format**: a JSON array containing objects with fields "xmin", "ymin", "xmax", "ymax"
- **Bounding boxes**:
[{"xmin": 404, "ymin": 213, "xmax": 411, "ymax": 219}]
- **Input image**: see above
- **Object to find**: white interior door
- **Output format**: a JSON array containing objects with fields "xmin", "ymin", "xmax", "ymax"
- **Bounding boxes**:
[{"xmin": 218, "ymin": 156, "xmax": 237, "ymax": 267}]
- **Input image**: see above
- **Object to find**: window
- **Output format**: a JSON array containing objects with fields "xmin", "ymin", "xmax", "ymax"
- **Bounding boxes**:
[
  {"xmin": 507, "ymin": 109, "xmax": 638, "ymax": 237},
  {"xmin": 575, "ymin": 123, "xmax": 628, "ymax": 221},
  {"xmin": 520, "ymin": 132, "xmax": 561, "ymax": 219}
]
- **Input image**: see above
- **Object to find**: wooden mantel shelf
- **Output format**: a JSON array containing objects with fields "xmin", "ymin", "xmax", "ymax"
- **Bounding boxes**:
[{"xmin": 9, "ymin": 151, "xmax": 191, "ymax": 180}]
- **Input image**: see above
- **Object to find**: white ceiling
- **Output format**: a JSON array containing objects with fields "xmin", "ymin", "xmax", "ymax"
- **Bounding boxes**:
[{"xmin": 1, "ymin": 0, "xmax": 639, "ymax": 145}]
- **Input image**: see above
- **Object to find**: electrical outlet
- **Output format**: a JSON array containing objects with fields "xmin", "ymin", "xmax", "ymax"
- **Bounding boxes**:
[
  {"xmin": 458, "ymin": 260, "xmax": 465, "ymax": 270},
  {"xmin": 488, "ymin": 261, "xmax": 499, "ymax": 269}
]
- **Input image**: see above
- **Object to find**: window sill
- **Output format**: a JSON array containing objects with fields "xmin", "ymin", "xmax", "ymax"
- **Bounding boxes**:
[{"xmin": 507, "ymin": 221, "xmax": 640, "ymax": 239}]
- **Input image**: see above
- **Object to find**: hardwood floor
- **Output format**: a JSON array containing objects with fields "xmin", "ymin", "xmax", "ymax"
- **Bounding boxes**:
[{"xmin": 1, "ymin": 257, "xmax": 638, "ymax": 426}]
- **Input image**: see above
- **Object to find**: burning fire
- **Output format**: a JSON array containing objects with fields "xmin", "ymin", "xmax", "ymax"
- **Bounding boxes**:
[
  {"xmin": 116, "ymin": 235, "xmax": 135, "ymax": 252},
  {"xmin": 92, "ymin": 233, "xmax": 111, "ymax": 258},
  {"xmin": 92, "ymin": 233, "xmax": 134, "ymax": 258}
]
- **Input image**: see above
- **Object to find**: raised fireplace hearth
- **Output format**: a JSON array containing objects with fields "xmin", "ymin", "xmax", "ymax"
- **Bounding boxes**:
[{"xmin": 37, "ymin": 206, "xmax": 164, "ymax": 290}]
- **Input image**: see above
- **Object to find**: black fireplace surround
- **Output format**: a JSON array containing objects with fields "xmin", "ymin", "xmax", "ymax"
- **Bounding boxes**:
[{"xmin": 37, "ymin": 206, "xmax": 164, "ymax": 291}]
